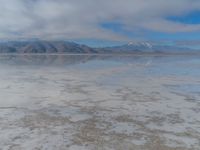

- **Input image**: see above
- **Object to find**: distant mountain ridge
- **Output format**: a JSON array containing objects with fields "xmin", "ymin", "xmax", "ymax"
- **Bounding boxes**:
[
  {"xmin": 0, "ymin": 41, "xmax": 97, "ymax": 53},
  {"xmin": 0, "ymin": 40, "xmax": 198, "ymax": 54},
  {"xmin": 100, "ymin": 42, "xmax": 195, "ymax": 53}
]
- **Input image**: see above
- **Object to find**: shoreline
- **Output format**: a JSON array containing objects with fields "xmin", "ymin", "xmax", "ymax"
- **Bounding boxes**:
[{"xmin": 0, "ymin": 52, "xmax": 200, "ymax": 56}]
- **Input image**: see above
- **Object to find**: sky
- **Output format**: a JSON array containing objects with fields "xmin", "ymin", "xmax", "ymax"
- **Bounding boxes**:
[{"xmin": 0, "ymin": 0, "xmax": 200, "ymax": 47}]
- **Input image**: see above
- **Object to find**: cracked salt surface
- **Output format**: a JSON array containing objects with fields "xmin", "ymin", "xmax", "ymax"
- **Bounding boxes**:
[{"xmin": 0, "ymin": 55, "xmax": 200, "ymax": 150}]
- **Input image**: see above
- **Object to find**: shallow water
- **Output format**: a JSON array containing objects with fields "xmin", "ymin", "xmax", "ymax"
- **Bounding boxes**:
[{"xmin": 0, "ymin": 55, "xmax": 200, "ymax": 150}]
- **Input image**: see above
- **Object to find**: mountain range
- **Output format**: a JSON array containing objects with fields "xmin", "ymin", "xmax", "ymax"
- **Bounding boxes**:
[
  {"xmin": 0, "ymin": 41, "xmax": 96, "ymax": 53},
  {"xmin": 0, "ymin": 41, "xmax": 198, "ymax": 54},
  {"xmin": 100, "ymin": 42, "xmax": 197, "ymax": 54}
]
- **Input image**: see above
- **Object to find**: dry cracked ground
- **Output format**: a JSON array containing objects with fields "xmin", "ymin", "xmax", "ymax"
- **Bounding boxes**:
[{"xmin": 0, "ymin": 55, "xmax": 200, "ymax": 150}]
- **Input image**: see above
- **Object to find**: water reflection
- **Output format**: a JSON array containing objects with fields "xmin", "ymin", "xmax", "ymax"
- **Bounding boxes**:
[{"xmin": 0, "ymin": 54, "xmax": 199, "ymax": 65}]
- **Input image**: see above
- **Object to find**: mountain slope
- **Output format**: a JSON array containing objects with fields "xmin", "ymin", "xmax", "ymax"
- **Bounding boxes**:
[
  {"xmin": 99, "ymin": 42, "xmax": 195, "ymax": 54},
  {"xmin": 0, "ymin": 41, "xmax": 98, "ymax": 53}
]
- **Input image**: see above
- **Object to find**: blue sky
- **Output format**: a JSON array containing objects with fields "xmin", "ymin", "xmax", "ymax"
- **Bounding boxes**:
[
  {"xmin": 0, "ymin": 0, "xmax": 200, "ymax": 47},
  {"xmin": 167, "ymin": 11, "xmax": 200, "ymax": 25}
]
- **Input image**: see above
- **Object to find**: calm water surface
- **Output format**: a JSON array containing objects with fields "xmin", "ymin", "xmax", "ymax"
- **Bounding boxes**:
[{"xmin": 0, "ymin": 55, "xmax": 200, "ymax": 150}]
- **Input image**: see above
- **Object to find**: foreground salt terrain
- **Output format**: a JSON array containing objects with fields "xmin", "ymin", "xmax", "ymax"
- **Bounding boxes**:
[{"xmin": 0, "ymin": 55, "xmax": 200, "ymax": 150}]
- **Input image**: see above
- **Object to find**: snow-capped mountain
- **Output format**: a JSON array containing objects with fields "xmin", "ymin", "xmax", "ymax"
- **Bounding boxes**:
[
  {"xmin": 101, "ymin": 41, "xmax": 195, "ymax": 53},
  {"xmin": 127, "ymin": 42, "xmax": 153, "ymax": 49}
]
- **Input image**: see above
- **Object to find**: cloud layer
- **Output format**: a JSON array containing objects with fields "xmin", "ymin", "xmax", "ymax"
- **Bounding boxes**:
[{"xmin": 0, "ymin": 0, "xmax": 200, "ymax": 41}]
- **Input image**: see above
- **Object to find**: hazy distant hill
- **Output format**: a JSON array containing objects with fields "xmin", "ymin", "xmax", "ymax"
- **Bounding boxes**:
[
  {"xmin": 99, "ymin": 42, "xmax": 196, "ymax": 54},
  {"xmin": 0, "ymin": 41, "xmax": 198, "ymax": 54}
]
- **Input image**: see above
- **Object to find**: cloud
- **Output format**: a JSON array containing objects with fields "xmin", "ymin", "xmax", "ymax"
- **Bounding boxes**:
[{"xmin": 0, "ymin": 0, "xmax": 200, "ymax": 41}]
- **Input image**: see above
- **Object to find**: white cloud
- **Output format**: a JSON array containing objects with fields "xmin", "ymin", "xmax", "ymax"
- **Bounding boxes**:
[{"xmin": 0, "ymin": 0, "xmax": 200, "ymax": 41}]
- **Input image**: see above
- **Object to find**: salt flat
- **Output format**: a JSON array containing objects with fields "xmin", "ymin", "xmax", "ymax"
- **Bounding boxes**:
[{"xmin": 0, "ymin": 55, "xmax": 200, "ymax": 150}]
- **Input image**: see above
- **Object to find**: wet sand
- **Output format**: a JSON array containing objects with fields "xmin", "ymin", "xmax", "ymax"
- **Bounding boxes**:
[{"xmin": 0, "ymin": 55, "xmax": 200, "ymax": 150}]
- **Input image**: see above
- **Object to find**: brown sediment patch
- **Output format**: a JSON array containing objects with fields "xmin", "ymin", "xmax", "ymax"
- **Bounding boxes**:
[
  {"xmin": 72, "ymin": 117, "xmax": 108, "ymax": 149},
  {"xmin": 20, "ymin": 112, "xmax": 70, "ymax": 130},
  {"xmin": 115, "ymin": 115, "xmax": 135, "ymax": 123},
  {"xmin": 166, "ymin": 114, "xmax": 185, "ymax": 124},
  {"xmin": 143, "ymin": 136, "xmax": 189, "ymax": 150}
]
